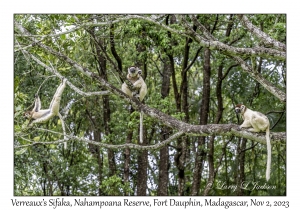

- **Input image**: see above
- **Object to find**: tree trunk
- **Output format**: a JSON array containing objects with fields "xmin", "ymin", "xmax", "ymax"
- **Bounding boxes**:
[
  {"xmin": 110, "ymin": 24, "xmax": 122, "ymax": 73},
  {"xmin": 88, "ymin": 31, "xmax": 108, "ymax": 195},
  {"xmin": 137, "ymin": 148, "xmax": 148, "ymax": 195},
  {"xmin": 99, "ymin": 42, "xmax": 116, "ymax": 176},
  {"xmin": 158, "ymin": 127, "xmax": 170, "ymax": 195},
  {"xmin": 91, "ymin": 32, "xmax": 117, "ymax": 177},
  {"xmin": 203, "ymin": 62, "xmax": 231, "ymax": 195},
  {"xmin": 124, "ymin": 114, "xmax": 133, "ymax": 195},
  {"xmin": 235, "ymin": 138, "xmax": 247, "ymax": 195},
  {"xmin": 203, "ymin": 136, "xmax": 214, "ymax": 196},
  {"xmin": 192, "ymin": 47, "xmax": 211, "ymax": 195},
  {"xmin": 136, "ymin": 40, "xmax": 148, "ymax": 196},
  {"xmin": 157, "ymin": 58, "xmax": 172, "ymax": 196}
]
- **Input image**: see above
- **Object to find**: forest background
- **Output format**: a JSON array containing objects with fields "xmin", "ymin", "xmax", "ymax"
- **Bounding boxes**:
[{"xmin": 13, "ymin": 14, "xmax": 286, "ymax": 196}]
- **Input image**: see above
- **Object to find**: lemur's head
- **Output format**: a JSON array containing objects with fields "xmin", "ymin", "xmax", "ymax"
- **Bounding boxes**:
[
  {"xmin": 235, "ymin": 104, "xmax": 247, "ymax": 114},
  {"xmin": 128, "ymin": 66, "xmax": 142, "ymax": 78}
]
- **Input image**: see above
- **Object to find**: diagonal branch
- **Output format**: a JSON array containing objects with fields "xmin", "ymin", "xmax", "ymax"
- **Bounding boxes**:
[
  {"xmin": 230, "ymin": 56, "xmax": 286, "ymax": 102},
  {"xmin": 15, "ymin": 20, "xmax": 135, "ymax": 91},
  {"xmin": 237, "ymin": 14, "xmax": 286, "ymax": 51},
  {"xmin": 14, "ymin": 15, "xmax": 132, "ymax": 38},
  {"xmin": 21, "ymin": 49, "xmax": 110, "ymax": 97}
]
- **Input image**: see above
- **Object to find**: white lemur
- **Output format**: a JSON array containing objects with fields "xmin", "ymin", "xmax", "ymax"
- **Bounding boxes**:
[
  {"xmin": 235, "ymin": 104, "xmax": 271, "ymax": 181},
  {"xmin": 25, "ymin": 78, "xmax": 67, "ymax": 124},
  {"xmin": 121, "ymin": 66, "xmax": 147, "ymax": 144},
  {"xmin": 25, "ymin": 78, "xmax": 67, "ymax": 148}
]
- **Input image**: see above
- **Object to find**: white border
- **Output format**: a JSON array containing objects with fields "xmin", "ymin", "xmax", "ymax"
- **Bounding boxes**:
[{"xmin": 2, "ymin": 0, "xmax": 298, "ymax": 209}]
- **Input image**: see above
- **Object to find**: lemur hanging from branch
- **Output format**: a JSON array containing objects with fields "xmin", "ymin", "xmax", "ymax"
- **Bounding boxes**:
[
  {"xmin": 24, "ymin": 78, "xmax": 68, "ymax": 148},
  {"xmin": 25, "ymin": 78, "xmax": 67, "ymax": 124}
]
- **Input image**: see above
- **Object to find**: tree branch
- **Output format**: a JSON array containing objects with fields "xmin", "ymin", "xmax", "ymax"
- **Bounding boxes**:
[
  {"xmin": 15, "ymin": 123, "xmax": 285, "ymax": 150},
  {"xmin": 19, "ymin": 49, "xmax": 110, "ymax": 97},
  {"xmin": 15, "ymin": 129, "xmax": 185, "ymax": 150},
  {"xmin": 231, "ymin": 56, "xmax": 286, "ymax": 103},
  {"xmin": 238, "ymin": 15, "xmax": 286, "ymax": 51},
  {"xmin": 14, "ymin": 15, "xmax": 132, "ymax": 38},
  {"xmin": 57, "ymin": 113, "xmax": 68, "ymax": 149}
]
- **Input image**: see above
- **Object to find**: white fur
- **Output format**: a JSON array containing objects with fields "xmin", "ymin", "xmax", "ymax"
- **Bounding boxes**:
[
  {"xmin": 122, "ymin": 67, "xmax": 147, "ymax": 144},
  {"xmin": 236, "ymin": 104, "xmax": 271, "ymax": 181}
]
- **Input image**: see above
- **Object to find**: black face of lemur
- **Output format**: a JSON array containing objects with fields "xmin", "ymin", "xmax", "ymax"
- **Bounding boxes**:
[
  {"xmin": 129, "ymin": 67, "xmax": 137, "ymax": 74},
  {"xmin": 235, "ymin": 104, "xmax": 245, "ymax": 114},
  {"xmin": 235, "ymin": 107, "xmax": 241, "ymax": 114}
]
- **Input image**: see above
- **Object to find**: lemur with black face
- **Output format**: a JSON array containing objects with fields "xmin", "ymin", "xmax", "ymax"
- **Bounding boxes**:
[
  {"xmin": 122, "ymin": 66, "xmax": 147, "ymax": 144},
  {"xmin": 235, "ymin": 104, "xmax": 271, "ymax": 181},
  {"xmin": 121, "ymin": 66, "xmax": 147, "ymax": 101}
]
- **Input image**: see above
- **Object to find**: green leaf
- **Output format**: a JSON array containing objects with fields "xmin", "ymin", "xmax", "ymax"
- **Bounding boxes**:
[
  {"xmin": 15, "ymin": 148, "xmax": 27, "ymax": 155},
  {"xmin": 33, "ymin": 136, "xmax": 40, "ymax": 142},
  {"xmin": 60, "ymin": 33, "xmax": 66, "ymax": 40}
]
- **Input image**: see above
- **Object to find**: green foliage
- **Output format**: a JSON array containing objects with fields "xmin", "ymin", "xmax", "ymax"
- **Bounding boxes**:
[
  {"xmin": 100, "ymin": 175, "xmax": 133, "ymax": 196},
  {"xmin": 14, "ymin": 14, "xmax": 286, "ymax": 196}
]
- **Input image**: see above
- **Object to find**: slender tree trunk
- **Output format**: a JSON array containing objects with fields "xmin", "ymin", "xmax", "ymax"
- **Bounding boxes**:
[
  {"xmin": 239, "ymin": 138, "xmax": 247, "ymax": 195},
  {"xmin": 181, "ymin": 37, "xmax": 191, "ymax": 123},
  {"xmin": 236, "ymin": 138, "xmax": 247, "ymax": 195},
  {"xmin": 224, "ymin": 139, "xmax": 230, "ymax": 195},
  {"xmin": 92, "ymin": 33, "xmax": 116, "ymax": 177},
  {"xmin": 88, "ymin": 30, "xmax": 106, "ymax": 195},
  {"xmin": 203, "ymin": 63, "xmax": 227, "ymax": 195},
  {"xmin": 95, "ymin": 131, "xmax": 103, "ymax": 195},
  {"xmin": 192, "ymin": 47, "xmax": 211, "ymax": 195},
  {"xmin": 168, "ymin": 48, "xmax": 186, "ymax": 195},
  {"xmin": 102, "ymin": 88, "xmax": 116, "ymax": 176},
  {"xmin": 203, "ymin": 18, "xmax": 235, "ymax": 195},
  {"xmin": 124, "ymin": 124, "xmax": 133, "ymax": 195},
  {"xmin": 157, "ymin": 59, "xmax": 171, "ymax": 196},
  {"xmin": 136, "ymin": 41, "xmax": 148, "ymax": 196},
  {"xmin": 137, "ymin": 149, "xmax": 148, "ymax": 195},
  {"xmin": 158, "ymin": 127, "xmax": 170, "ymax": 195},
  {"xmin": 180, "ymin": 35, "xmax": 197, "ymax": 195},
  {"xmin": 110, "ymin": 24, "xmax": 122, "ymax": 73},
  {"xmin": 86, "ymin": 110, "xmax": 103, "ymax": 195},
  {"xmin": 99, "ymin": 41, "xmax": 116, "ymax": 176},
  {"xmin": 177, "ymin": 39, "xmax": 191, "ymax": 195},
  {"xmin": 203, "ymin": 136, "xmax": 214, "ymax": 196}
]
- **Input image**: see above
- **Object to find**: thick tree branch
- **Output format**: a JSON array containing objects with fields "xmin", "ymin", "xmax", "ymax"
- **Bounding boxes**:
[
  {"xmin": 21, "ymin": 50, "xmax": 110, "ymax": 97},
  {"xmin": 15, "ymin": 123, "xmax": 285, "ymax": 150},
  {"xmin": 16, "ymin": 21, "xmax": 137, "ymax": 92},
  {"xmin": 238, "ymin": 15, "xmax": 286, "ymax": 51},
  {"xmin": 14, "ymin": 15, "xmax": 132, "ymax": 38},
  {"xmin": 231, "ymin": 56, "xmax": 286, "ymax": 103}
]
